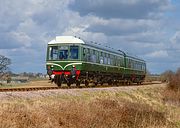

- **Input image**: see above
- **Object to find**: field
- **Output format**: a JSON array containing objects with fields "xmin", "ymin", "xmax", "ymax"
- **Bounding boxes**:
[{"xmin": 0, "ymin": 81, "xmax": 179, "ymax": 128}]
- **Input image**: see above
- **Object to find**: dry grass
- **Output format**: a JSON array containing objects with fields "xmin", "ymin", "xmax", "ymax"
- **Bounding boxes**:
[
  {"xmin": 0, "ymin": 83, "xmax": 179, "ymax": 128},
  {"xmin": 0, "ymin": 98, "xmax": 173, "ymax": 128},
  {"xmin": 163, "ymin": 89, "xmax": 180, "ymax": 105}
]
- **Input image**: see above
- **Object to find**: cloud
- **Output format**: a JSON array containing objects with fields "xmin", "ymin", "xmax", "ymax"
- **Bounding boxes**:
[
  {"xmin": 86, "ymin": 19, "xmax": 160, "ymax": 36},
  {"xmin": 0, "ymin": 0, "xmax": 74, "ymax": 73},
  {"xmin": 171, "ymin": 31, "xmax": 180, "ymax": 45},
  {"xmin": 145, "ymin": 50, "xmax": 169, "ymax": 58},
  {"xmin": 0, "ymin": 0, "xmax": 179, "ymax": 74},
  {"xmin": 69, "ymin": 0, "xmax": 172, "ymax": 19}
]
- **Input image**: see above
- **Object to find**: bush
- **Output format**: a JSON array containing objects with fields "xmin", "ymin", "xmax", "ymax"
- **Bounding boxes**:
[
  {"xmin": 168, "ymin": 68, "xmax": 180, "ymax": 90},
  {"xmin": 162, "ymin": 68, "xmax": 180, "ymax": 106},
  {"xmin": 160, "ymin": 70, "xmax": 174, "ymax": 83}
]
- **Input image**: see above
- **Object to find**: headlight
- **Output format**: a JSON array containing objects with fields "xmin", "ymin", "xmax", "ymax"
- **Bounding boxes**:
[{"xmin": 51, "ymin": 74, "xmax": 55, "ymax": 79}]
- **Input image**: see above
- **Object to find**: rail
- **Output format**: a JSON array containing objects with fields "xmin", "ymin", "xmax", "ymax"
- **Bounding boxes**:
[{"xmin": 0, "ymin": 81, "xmax": 162, "ymax": 92}]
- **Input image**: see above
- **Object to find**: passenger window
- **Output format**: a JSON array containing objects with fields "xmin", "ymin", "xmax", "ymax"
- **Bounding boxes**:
[
  {"xmin": 87, "ymin": 49, "xmax": 91, "ymax": 61},
  {"xmin": 104, "ymin": 53, "xmax": 107, "ymax": 64},
  {"xmin": 128, "ymin": 59, "xmax": 131, "ymax": 68},
  {"xmin": 83, "ymin": 48, "xmax": 87, "ymax": 61},
  {"xmin": 95, "ymin": 51, "xmax": 98, "ymax": 62},
  {"xmin": 107, "ymin": 54, "xmax": 110, "ymax": 65},
  {"xmin": 99, "ymin": 52, "xmax": 103, "ymax": 64},
  {"xmin": 70, "ymin": 46, "xmax": 78, "ymax": 59},
  {"xmin": 59, "ymin": 46, "xmax": 68, "ymax": 60},
  {"xmin": 49, "ymin": 46, "xmax": 58, "ymax": 60},
  {"xmin": 90, "ymin": 50, "xmax": 97, "ymax": 63}
]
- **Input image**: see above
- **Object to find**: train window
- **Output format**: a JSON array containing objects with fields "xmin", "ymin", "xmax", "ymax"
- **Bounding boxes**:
[
  {"xmin": 96, "ymin": 51, "xmax": 99, "ymax": 63},
  {"xmin": 134, "ymin": 62, "xmax": 137, "ymax": 69},
  {"xmin": 136, "ymin": 62, "xmax": 138, "ymax": 70},
  {"xmin": 70, "ymin": 46, "xmax": 78, "ymax": 59},
  {"xmin": 110, "ymin": 57, "xmax": 114, "ymax": 66},
  {"xmin": 114, "ymin": 56, "xmax": 117, "ymax": 66},
  {"xmin": 107, "ymin": 54, "xmax": 110, "ymax": 65},
  {"xmin": 91, "ymin": 55, "xmax": 96, "ymax": 63},
  {"xmin": 104, "ymin": 57, "xmax": 107, "ymax": 64},
  {"xmin": 121, "ymin": 58, "xmax": 123, "ymax": 67},
  {"xmin": 107, "ymin": 58, "xmax": 111, "ymax": 65},
  {"xmin": 49, "ymin": 46, "xmax": 58, "ymax": 60},
  {"xmin": 93, "ymin": 50, "xmax": 95, "ymax": 54},
  {"xmin": 140, "ymin": 63, "xmax": 142, "ymax": 70},
  {"xmin": 118, "ymin": 57, "xmax": 120, "ymax": 66},
  {"xmin": 90, "ymin": 50, "xmax": 96, "ymax": 63},
  {"xmin": 83, "ymin": 48, "xmax": 87, "ymax": 61},
  {"xmin": 128, "ymin": 59, "xmax": 131, "ymax": 68},
  {"xmin": 59, "ymin": 46, "xmax": 68, "ymax": 60},
  {"xmin": 83, "ymin": 48, "xmax": 86, "ymax": 55},
  {"xmin": 100, "ymin": 56, "xmax": 103, "ymax": 64},
  {"xmin": 86, "ymin": 48, "xmax": 91, "ymax": 61},
  {"xmin": 100, "ymin": 52, "xmax": 104, "ymax": 64}
]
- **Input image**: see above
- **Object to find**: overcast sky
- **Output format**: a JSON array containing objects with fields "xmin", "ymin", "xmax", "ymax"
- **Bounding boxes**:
[{"xmin": 0, "ymin": 0, "xmax": 180, "ymax": 74}]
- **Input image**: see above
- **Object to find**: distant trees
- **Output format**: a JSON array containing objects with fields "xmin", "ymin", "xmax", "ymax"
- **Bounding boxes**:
[{"xmin": 0, "ymin": 55, "xmax": 11, "ymax": 78}]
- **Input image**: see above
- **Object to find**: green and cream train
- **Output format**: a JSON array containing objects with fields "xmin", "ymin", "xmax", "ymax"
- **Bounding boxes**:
[{"xmin": 46, "ymin": 36, "xmax": 146, "ymax": 86}]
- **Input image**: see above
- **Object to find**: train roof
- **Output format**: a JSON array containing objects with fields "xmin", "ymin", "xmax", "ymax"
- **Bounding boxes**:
[
  {"xmin": 48, "ymin": 36, "xmax": 85, "ymax": 44},
  {"xmin": 48, "ymin": 36, "xmax": 145, "ymax": 62}
]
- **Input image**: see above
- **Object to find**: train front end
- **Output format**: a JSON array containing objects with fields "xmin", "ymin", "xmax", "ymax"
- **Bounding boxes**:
[{"xmin": 46, "ymin": 36, "xmax": 84, "ymax": 86}]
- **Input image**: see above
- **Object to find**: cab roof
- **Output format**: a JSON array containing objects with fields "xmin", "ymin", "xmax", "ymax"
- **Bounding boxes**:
[{"xmin": 48, "ymin": 36, "xmax": 85, "ymax": 44}]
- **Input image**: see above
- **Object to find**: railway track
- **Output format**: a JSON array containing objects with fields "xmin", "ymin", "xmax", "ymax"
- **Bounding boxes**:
[{"xmin": 0, "ymin": 81, "xmax": 162, "ymax": 92}]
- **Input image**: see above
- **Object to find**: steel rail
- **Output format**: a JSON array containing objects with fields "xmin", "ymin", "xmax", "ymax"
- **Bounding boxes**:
[{"xmin": 0, "ymin": 82, "xmax": 161, "ymax": 92}]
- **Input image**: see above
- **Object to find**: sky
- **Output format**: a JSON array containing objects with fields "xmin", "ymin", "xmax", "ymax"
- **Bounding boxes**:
[{"xmin": 0, "ymin": 0, "xmax": 180, "ymax": 74}]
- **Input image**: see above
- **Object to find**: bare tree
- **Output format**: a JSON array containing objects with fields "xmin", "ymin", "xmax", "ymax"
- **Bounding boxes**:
[{"xmin": 0, "ymin": 55, "xmax": 11, "ymax": 78}]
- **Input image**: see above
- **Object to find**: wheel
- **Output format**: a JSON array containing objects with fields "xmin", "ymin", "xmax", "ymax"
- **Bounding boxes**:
[
  {"xmin": 85, "ymin": 80, "xmax": 89, "ymax": 87},
  {"xmin": 54, "ymin": 75, "xmax": 58, "ymax": 84},
  {"xmin": 67, "ymin": 82, "xmax": 71, "ymax": 87},
  {"xmin": 108, "ymin": 80, "xmax": 112, "ymax": 85},
  {"xmin": 76, "ymin": 80, "xmax": 81, "ymax": 87},
  {"xmin": 54, "ymin": 75, "xmax": 62, "ymax": 87},
  {"xmin": 57, "ymin": 82, "xmax": 62, "ymax": 87},
  {"xmin": 100, "ymin": 82, "xmax": 103, "ymax": 86},
  {"xmin": 94, "ymin": 82, "xmax": 98, "ymax": 86}
]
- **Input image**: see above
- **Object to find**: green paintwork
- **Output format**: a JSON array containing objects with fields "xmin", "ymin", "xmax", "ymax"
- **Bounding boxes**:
[{"xmin": 46, "ymin": 43, "xmax": 146, "ymax": 77}]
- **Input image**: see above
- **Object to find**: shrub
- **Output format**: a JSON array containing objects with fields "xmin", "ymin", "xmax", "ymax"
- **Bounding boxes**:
[
  {"xmin": 168, "ymin": 68, "xmax": 180, "ymax": 90},
  {"xmin": 163, "ymin": 68, "xmax": 180, "ymax": 105}
]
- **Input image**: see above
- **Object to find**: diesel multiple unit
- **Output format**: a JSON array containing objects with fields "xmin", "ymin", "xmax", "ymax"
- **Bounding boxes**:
[{"xmin": 46, "ymin": 36, "xmax": 146, "ymax": 86}]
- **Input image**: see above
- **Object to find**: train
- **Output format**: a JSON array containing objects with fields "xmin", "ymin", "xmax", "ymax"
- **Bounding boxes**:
[{"xmin": 46, "ymin": 36, "xmax": 146, "ymax": 87}]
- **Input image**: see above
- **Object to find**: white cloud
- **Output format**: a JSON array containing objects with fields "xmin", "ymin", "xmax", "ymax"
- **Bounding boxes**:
[
  {"xmin": 86, "ymin": 19, "xmax": 161, "ymax": 36},
  {"xmin": 69, "ymin": 0, "xmax": 172, "ymax": 19},
  {"xmin": 145, "ymin": 50, "xmax": 169, "ymax": 58},
  {"xmin": 0, "ymin": 0, "xmax": 179, "ymax": 74}
]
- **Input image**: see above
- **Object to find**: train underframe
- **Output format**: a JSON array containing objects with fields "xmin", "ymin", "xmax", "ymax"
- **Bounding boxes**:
[{"xmin": 49, "ymin": 70, "xmax": 145, "ymax": 87}]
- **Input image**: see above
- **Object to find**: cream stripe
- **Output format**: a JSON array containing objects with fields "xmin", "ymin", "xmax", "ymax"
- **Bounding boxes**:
[
  {"xmin": 46, "ymin": 62, "xmax": 64, "ymax": 70},
  {"xmin": 64, "ymin": 63, "xmax": 82, "ymax": 70},
  {"xmin": 46, "ymin": 62, "xmax": 82, "ymax": 70}
]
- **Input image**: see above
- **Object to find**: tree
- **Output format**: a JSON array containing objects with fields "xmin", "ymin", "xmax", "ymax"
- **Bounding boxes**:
[{"xmin": 0, "ymin": 55, "xmax": 11, "ymax": 78}]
